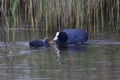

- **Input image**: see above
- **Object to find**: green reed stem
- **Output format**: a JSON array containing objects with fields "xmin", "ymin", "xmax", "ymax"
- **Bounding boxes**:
[
  {"xmin": 100, "ymin": 0, "xmax": 104, "ymax": 31},
  {"xmin": 117, "ymin": 0, "xmax": 119, "ymax": 29}
]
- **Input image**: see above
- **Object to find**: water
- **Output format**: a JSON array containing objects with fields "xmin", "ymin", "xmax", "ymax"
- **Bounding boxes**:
[{"xmin": 0, "ymin": 29, "xmax": 120, "ymax": 80}]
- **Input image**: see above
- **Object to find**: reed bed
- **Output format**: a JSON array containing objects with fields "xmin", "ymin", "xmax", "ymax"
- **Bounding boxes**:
[{"xmin": 0, "ymin": 0, "xmax": 120, "ymax": 32}]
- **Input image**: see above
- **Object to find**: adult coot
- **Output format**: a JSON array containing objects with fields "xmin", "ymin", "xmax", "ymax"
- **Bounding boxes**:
[
  {"xmin": 29, "ymin": 38, "xmax": 53, "ymax": 48},
  {"xmin": 53, "ymin": 29, "xmax": 88, "ymax": 44}
]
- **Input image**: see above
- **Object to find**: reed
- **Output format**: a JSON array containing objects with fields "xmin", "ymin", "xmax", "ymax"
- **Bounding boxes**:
[
  {"xmin": 116, "ymin": 0, "xmax": 120, "ymax": 31},
  {"xmin": 0, "ymin": 0, "xmax": 119, "ymax": 33}
]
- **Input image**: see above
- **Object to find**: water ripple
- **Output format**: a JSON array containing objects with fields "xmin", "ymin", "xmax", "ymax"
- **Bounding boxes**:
[{"xmin": 88, "ymin": 40, "xmax": 120, "ymax": 45}]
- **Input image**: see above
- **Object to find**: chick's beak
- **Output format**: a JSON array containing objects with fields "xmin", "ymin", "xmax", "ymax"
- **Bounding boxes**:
[{"xmin": 49, "ymin": 39, "xmax": 54, "ymax": 45}]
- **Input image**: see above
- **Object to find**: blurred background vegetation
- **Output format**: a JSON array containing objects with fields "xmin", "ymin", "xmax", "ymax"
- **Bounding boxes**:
[{"xmin": 0, "ymin": 0, "xmax": 120, "ymax": 32}]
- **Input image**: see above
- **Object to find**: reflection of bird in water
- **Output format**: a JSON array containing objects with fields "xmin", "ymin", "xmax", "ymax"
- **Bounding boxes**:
[
  {"xmin": 53, "ymin": 43, "xmax": 86, "ymax": 65},
  {"xmin": 56, "ymin": 43, "xmax": 85, "ymax": 53}
]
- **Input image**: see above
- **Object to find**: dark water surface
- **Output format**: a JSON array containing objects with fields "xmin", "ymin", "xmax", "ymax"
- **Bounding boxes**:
[{"xmin": 0, "ymin": 29, "xmax": 120, "ymax": 80}]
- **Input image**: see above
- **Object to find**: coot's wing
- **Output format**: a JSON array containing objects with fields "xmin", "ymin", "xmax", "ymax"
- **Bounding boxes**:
[
  {"xmin": 74, "ymin": 30, "xmax": 88, "ymax": 43},
  {"xmin": 63, "ymin": 29, "xmax": 88, "ymax": 44}
]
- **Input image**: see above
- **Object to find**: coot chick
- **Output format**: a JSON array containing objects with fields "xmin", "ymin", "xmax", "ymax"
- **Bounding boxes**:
[
  {"xmin": 29, "ymin": 38, "xmax": 53, "ymax": 48},
  {"xmin": 53, "ymin": 29, "xmax": 88, "ymax": 45}
]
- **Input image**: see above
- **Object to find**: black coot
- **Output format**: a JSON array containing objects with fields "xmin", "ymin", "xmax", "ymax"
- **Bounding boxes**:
[
  {"xmin": 29, "ymin": 38, "xmax": 52, "ymax": 48},
  {"xmin": 53, "ymin": 29, "xmax": 88, "ymax": 44}
]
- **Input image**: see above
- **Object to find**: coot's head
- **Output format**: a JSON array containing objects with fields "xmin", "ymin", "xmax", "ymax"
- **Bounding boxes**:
[
  {"xmin": 53, "ymin": 31, "xmax": 68, "ymax": 44},
  {"xmin": 43, "ymin": 38, "xmax": 53, "ymax": 47}
]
